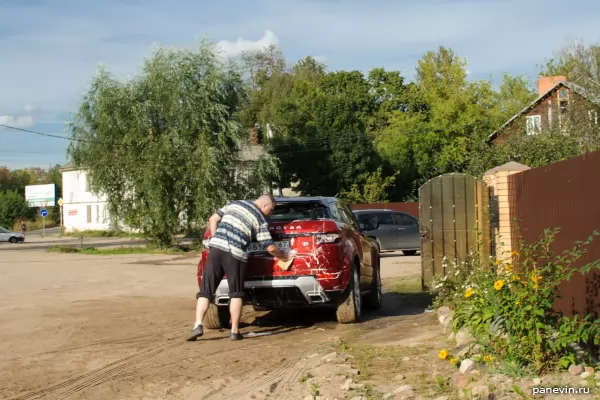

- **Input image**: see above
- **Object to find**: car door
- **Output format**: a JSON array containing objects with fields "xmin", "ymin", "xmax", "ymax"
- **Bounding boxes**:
[
  {"xmin": 393, "ymin": 212, "xmax": 420, "ymax": 249},
  {"xmin": 0, "ymin": 227, "xmax": 8, "ymax": 242},
  {"xmin": 337, "ymin": 202, "xmax": 373, "ymax": 286},
  {"xmin": 367, "ymin": 211, "xmax": 397, "ymax": 251}
]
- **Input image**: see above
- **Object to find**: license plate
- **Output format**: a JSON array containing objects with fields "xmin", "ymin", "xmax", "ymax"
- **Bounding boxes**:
[{"xmin": 247, "ymin": 240, "xmax": 290, "ymax": 253}]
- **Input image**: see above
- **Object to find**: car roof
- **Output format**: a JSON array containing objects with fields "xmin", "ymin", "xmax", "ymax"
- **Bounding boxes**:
[
  {"xmin": 274, "ymin": 196, "xmax": 337, "ymax": 205},
  {"xmin": 352, "ymin": 209, "xmax": 395, "ymax": 213}
]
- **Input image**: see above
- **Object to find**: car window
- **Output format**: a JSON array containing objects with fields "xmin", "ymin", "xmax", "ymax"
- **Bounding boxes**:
[
  {"xmin": 354, "ymin": 213, "xmax": 374, "ymax": 225},
  {"xmin": 338, "ymin": 202, "xmax": 360, "ymax": 229},
  {"xmin": 269, "ymin": 202, "xmax": 331, "ymax": 221},
  {"xmin": 394, "ymin": 213, "xmax": 417, "ymax": 225},
  {"xmin": 0, "ymin": 227, "xmax": 8, "ymax": 233},
  {"xmin": 367, "ymin": 212, "xmax": 394, "ymax": 225},
  {"xmin": 328, "ymin": 202, "xmax": 341, "ymax": 221}
]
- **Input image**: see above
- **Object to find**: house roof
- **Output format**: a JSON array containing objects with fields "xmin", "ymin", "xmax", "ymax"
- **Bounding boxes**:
[
  {"xmin": 484, "ymin": 161, "xmax": 530, "ymax": 176},
  {"xmin": 58, "ymin": 161, "xmax": 76, "ymax": 172},
  {"xmin": 487, "ymin": 80, "xmax": 599, "ymax": 143}
]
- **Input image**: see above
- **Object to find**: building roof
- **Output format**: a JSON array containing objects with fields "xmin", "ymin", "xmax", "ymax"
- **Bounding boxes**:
[
  {"xmin": 487, "ymin": 80, "xmax": 599, "ymax": 143},
  {"xmin": 484, "ymin": 161, "xmax": 531, "ymax": 176},
  {"xmin": 58, "ymin": 161, "xmax": 76, "ymax": 172}
]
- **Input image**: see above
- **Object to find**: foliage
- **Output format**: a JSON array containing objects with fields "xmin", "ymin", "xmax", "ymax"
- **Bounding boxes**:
[
  {"xmin": 429, "ymin": 228, "xmax": 600, "ymax": 375},
  {"xmin": 0, "ymin": 190, "xmax": 29, "ymax": 228},
  {"xmin": 339, "ymin": 167, "xmax": 398, "ymax": 204},
  {"xmin": 66, "ymin": 40, "xmax": 262, "ymax": 247}
]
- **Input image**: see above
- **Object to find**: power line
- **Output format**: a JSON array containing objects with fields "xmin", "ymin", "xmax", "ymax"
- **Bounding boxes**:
[{"xmin": 0, "ymin": 124, "xmax": 73, "ymax": 141}]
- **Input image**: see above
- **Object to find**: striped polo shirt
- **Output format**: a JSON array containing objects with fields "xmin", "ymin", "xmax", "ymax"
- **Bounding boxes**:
[{"xmin": 208, "ymin": 200, "xmax": 274, "ymax": 261}]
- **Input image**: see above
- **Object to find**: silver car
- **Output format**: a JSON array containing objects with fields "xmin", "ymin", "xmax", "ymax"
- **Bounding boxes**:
[
  {"xmin": 0, "ymin": 226, "xmax": 25, "ymax": 243},
  {"xmin": 353, "ymin": 209, "xmax": 420, "ymax": 255}
]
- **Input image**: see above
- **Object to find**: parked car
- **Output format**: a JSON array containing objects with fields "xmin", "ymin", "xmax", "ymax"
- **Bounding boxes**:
[
  {"xmin": 197, "ymin": 196, "xmax": 382, "ymax": 329},
  {"xmin": 352, "ymin": 209, "xmax": 420, "ymax": 255},
  {"xmin": 0, "ymin": 226, "xmax": 25, "ymax": 243}
]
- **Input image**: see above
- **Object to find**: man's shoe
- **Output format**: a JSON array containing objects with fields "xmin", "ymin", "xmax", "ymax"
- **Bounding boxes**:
[
  {"xmin": 230, "ymin": 332, "xmax": 244, "ymax": 341},
  {"xmin": 186, "ymin": 325, "xmax": 204, "ymax": 341}
]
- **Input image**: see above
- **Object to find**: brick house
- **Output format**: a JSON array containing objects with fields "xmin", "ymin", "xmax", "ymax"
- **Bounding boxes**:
[{"xmin": 487, "ymin": 76, "xmax": 600, "ymax": 145}]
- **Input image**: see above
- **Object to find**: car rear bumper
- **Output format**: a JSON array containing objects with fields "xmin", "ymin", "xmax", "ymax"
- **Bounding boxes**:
[{"xmin": 214, "ymin": 276, "xmax": 331, "ymax": 307}]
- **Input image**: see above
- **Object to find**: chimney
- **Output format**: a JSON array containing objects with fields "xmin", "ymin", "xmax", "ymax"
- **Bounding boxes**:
[
  {"xmin": 537, "ymin": 75, "xmax": 567, "ymax": 96},
  {"xmin": 249, "ymin": 128, "xmax": 259, "ymax": 145}
]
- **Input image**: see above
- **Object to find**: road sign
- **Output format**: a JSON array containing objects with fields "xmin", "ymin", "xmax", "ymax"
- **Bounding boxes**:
[
  {"xmin": 58, "ymin": 198, "xmax": 63, "ymax": 206},
  {"xmin": 40, "ymin": 209, "xmax": 48, "ymax": 217}
]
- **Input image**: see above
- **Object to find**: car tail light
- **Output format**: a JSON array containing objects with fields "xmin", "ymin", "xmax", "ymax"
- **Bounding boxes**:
[{"xmin": 315, "ymin": 233, "xmax": 340, "ymax": 244}]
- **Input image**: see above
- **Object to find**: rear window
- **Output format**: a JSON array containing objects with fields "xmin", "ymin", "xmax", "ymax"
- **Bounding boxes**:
[{"xmin": 268, "ymin": 202, "xmax": 331, "ymax": 221}]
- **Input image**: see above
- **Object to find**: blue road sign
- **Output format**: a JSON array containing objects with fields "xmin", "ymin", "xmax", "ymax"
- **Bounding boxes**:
[{"xmin": 40, "ymin": 209, "xmax": 48, "ymax": 217}]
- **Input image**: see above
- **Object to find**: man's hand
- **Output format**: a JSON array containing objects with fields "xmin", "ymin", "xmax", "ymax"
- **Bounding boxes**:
[{"xmin": 266, "ymin": 245, "xmax": 297, "ymax": 261}]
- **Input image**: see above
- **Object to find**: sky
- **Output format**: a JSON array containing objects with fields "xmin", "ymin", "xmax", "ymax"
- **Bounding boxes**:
[{"xmin": 1, "ymin": 0, "xmax": 599, "ymax": 169}]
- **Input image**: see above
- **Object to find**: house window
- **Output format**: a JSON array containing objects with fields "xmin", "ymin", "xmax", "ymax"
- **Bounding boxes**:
[
  {"xmin": 547, "ymin": 102, "xmax": 553, "ymax": 127},
  {"xmin": 559, "ymin": 89, "xmax": 568, "ymax": 99},
  {"xmin": 86, "ymin": 205, "xmax": 92, "ymax": 223},
  {"xmin": 96, "ymin": 205, "xmax": 100, "ymax": 223},
  {"xmin": 526, "ymin": 115, "xmax": 542, "ymax": 135},
  {"xmin": 82, "ymin": 174, "xmax": 90, "ymax": 192}
]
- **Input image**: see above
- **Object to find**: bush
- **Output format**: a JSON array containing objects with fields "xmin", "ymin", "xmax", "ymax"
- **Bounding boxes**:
[{"xmin": 429, "ymin": 228, "xmax": 600, "ymax": 375}]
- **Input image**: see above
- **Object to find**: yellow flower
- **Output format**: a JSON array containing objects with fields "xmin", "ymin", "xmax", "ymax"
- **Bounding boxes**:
[
  {"xmin": 464, "ymin": 288, "xmax": 474, "ymax": 298},
  {"xmin": 531, "ymin": 274, "xmax": 543, "ymax": 282},
  {"xmin": 494, "ymin": 259, "xmax": 501, "ymax": 265},
  {"xmin": 494, "ymin": 280, "xmax": 505, "ymax": 291},
  {"xmin": 439, "ymin": 349, "xmax": 449, "ymax": 360},
  {"xmin": 506, "ymin": 264, "xmax": 513, "ymax": 272},
  {"xmin": 449, "ymin": 357, "xmax": 458, "ymax": 365},
  {"xmin": 511, "ymin": 251, "xmax": 519, "ymax": 257},
  {"xmin": 484, "ymin": 355, "xmax": 494, "ymax": 363},
  {"xmin": 511, "ymin": 274, "xmax": 520, "ymax": 282},
  {"xmin": 515, "ymin": 301, "xmax": 521, "ymax": 305}
]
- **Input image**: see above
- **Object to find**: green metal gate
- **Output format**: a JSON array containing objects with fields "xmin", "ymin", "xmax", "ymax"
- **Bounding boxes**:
[{"xmin": 418, "ymin": 173, "xmax": 491, "ymax": 291}]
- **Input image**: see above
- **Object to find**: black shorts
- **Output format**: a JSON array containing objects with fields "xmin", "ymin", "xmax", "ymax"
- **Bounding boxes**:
[{"xmin": 197, "ymin": 247, "xmax": 247, "ymax": 301}]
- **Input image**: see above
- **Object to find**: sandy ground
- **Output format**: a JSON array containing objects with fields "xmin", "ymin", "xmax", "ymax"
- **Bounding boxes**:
[{"xmin": 0, "ymin": 247, "xmax": 423, "ymax": 400}]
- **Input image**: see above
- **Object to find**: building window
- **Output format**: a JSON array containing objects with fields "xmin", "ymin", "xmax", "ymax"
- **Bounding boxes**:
[
  {"xmin": 86, "ymin": 205, "xmax": 92, "ymax": 223},
  {"xmin": 526, "ymin": 115, "xmax": 541, "ymax": 135},
  {"xmin": 559, "ymin": 89, "xmax": 568, "ymax": 99},
  {"xmin": 82, "ymin": 174, "xmax": 90, "ymax": 192},
  {"xmin": 96, "ymin": 205, "xmax": 100, "ymax": 223}
]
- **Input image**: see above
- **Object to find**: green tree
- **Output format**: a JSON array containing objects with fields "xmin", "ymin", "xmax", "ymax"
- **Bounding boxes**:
[
  {"xmin": 0, "ymin": 190, "xmax": 28, "ymax": 228},
  {"xmin": 340, "ymin": 167, "xmax": 398, "ymax": 204},
  {"xmin": 67, "ymin": 40, "xmax": 266, "ymax": 246},
  {"xmin": 43, "ymin": 165, "xmax": 63, "ymax": 225}
]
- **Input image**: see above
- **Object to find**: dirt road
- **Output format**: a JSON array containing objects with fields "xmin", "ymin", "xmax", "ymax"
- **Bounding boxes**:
[{"xmin": 0, "ymin": 249, "xmax": 426, "ymax": 400}]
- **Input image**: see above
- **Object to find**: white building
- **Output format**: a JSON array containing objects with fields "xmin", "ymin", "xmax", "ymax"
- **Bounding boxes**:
[{"xmin": 59, "ymin": 162, "xmax": 111, "ymax": 232}]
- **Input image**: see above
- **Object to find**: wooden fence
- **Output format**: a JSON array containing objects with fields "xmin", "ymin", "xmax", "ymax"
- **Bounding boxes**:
[{"xmin": 508, "ymin": 150, "xmax": 600, "ymax": 319}]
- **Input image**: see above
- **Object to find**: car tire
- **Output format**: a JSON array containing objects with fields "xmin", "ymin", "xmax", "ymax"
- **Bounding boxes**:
[
  {"xmin": 336, "ymin": 262, "xmax": 362, "ymax": 324},
  {"xmin": 204, "ymin": 304, "xmax": 230, "ymax": 330},
  {"xmin": 402, "ymin": 250, "xmax": 417, "ymax": 256},
  {"xmin": 9, "ymin": 237, "xmax": 18, "ymax": 244},
  {"xmin": 364, "ymin": 255, "xmax": 382, "ymax": 310}
]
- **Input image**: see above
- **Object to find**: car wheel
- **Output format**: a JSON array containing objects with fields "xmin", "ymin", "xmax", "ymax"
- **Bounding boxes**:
[
  {"xmin": 364, "ymin": 255, "xmax": 382, "ymax": 310},
  {"xmin": 204, "ymin": 303, "xmax": 231, "ymax": 330},
  {"xmin": 9, "ymin": 237, "xmax": 18, "ymax": 244},
  {"xmin": 402, "ymin": 250, "xmax": 417, "ymax": 256},
  {"xmin": 336, "ymin": 263, "xmax": 362, "ymax": 324}
]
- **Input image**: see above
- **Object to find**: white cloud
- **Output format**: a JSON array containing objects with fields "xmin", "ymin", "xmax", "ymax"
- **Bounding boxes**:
[
  {"xmin": 216, "ymin": 30, "xmax": 278, "ymax": 57},
  {"xmin": 0, "ymin": 115, "xmax": 34, "ymax": 130}
]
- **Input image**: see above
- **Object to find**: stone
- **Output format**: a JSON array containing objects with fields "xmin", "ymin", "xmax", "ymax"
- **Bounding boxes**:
[
  {"xmin": 470, "ymin": 385, "xmax": 490, "ymax": 398},
  {"xmin": 459, "ymin": 359, "xmax": 476, "ymax": 374},
  {"xmin": 448, "ymin": 332, "xmax": 456, "ymax": 342},
  {"xmin": 532, "ymin": 378, "xmax": 542, "ymax": 385},
  {"xmin": 402, "ymin": 356, "xmax": 411, "ymax": 362},
  {"xmin": 383, "ymin": 394, "xmax": 394, "ymax": 400},
  {"xmin": 585, "ymin": 366, "xmax": 595, "ymax": 374},
  {"xmin": 348, "ymin": 368, "xmax": 360, "ymax": 375},
  {"xmin": 392, "ymin": 384, "xmax": 413, "ymax": 394},
  {"xmin": 321, "ymin": 352, "xmax": 339, "ymax": 363},
  {"xmin": 434, "ymin": 396, "xmax": 450, "ymax": 400},
  {"xmin": 341, "ymin": 378, "xmax": 354, "ymax": 391},
  {"xmin": 568, "ymin": 364, "xmax": 584, "ymax": 375},
  {"xmin": 451, "ymin": 372, "xmax": 470, "ymax": 390},
  {"xmin": 350, "ymin": 397, "xmax": 365, "ymax": 400},
  {"xmin": 437, "ymin": 306, "xmax": 451, "ymax": 316},
  {"xmin": 456, "ymin": 338, "xmax": 477, "ymax": 347},
  {"xmin": 439, "ymin": 315, "xmax": 451, "ymax": 326},
  {"xmin": 395, "ymin": 374, "xmax": 406, "ymax": 380},
  {"xmin": 581, "ymin": 371, "xmax": 591, "ymax": 378},
  {"xmin": 455, "ymin": 328, "xmax": 473, "ymax": 346}
]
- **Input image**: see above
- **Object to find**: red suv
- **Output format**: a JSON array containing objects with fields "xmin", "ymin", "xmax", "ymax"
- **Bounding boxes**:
[{"xmin": 197, "ymin": 196, "xmax": 382, "ymax": 328}]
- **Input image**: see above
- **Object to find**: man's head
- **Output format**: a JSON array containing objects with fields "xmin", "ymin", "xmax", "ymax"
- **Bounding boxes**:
[{"xmin": 254, "ymin": 194, "xmax": 276, "ymax": 216}]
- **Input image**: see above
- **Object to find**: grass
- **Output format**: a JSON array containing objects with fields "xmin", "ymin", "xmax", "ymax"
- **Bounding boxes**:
[
  {"xmin": 47, "ymin": 245, "xmax": 188, "ymax": 255},
  {"xmin": 60, "ymin": 230, "xmax": 144, "ymax": 238},
  {"xmin": 390, "ymin": 276, "xmax": 435, "ymax": 309}
]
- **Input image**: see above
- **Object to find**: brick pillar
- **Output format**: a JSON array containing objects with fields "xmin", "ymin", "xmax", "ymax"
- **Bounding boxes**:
[{"xmin": 483, "ymin": 162, "xmax": 530, "ymax": 262}]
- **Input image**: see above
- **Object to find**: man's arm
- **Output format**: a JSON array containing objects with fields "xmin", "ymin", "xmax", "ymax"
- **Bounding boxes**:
[
  {"xmin": 256, "ymin": 222, "xmax": 290, "ymax": 260},
  {"xmin": 208, "ymin": 208, "xmax": 225, "ymax": 236}
]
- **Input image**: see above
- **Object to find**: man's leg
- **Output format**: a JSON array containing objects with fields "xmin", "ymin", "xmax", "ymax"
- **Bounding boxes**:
[
  {"xmin": 186, "ymin": 249, "xmax": 224, "ymax": 341},
  {"xmin": 223, "ymin": 254, "xmax": 247, "ymax": 340}
]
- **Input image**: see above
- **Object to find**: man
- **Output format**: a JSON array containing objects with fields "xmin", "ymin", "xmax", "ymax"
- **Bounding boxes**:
[{"xmin": 186, "ymin": 194, "xmax": 292, "ymax": 341}]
